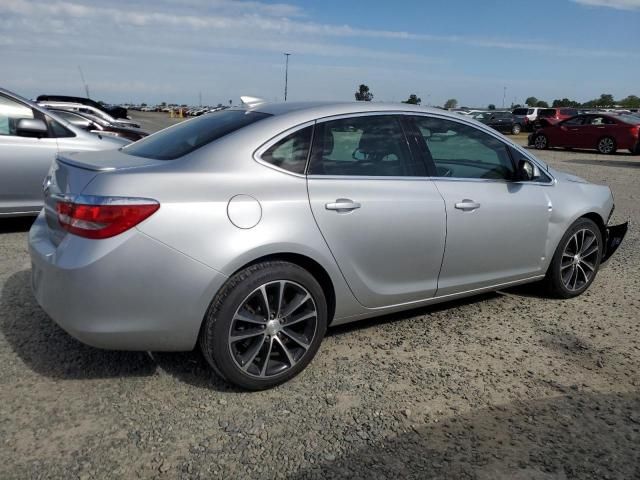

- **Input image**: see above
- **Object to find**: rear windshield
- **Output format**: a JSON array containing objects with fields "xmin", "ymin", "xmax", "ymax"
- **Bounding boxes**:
[
  {"xmin": 512, "ymin": 108, "xmax": 528, "ymax": 115},
  {"xmin": 616, "ymin": 114, "xmax": 640, "ymax": 124},
  {"xmin": 539, "ymin": 109, "xmax": 556, "ymax": 117},
  {"xmin": 122, "ymin": 110, "xmax": 271, "ymax": 160}
]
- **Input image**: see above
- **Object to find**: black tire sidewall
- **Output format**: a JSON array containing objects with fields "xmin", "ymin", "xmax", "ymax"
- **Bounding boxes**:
[
  {"xmin": 201, "ymin": 262, "xmax": 327, "ymax": 390},
  {"xmin": 547, "ymin": 218, "xmax": 602, "ymax": 298}
]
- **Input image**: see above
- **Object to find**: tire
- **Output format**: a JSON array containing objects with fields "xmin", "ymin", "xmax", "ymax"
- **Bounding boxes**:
[
  {"xmin": 199, "ymin": 261, "xmax": 327, "ymax": 390},
  {"xmin": 533, "ymin": 134, "xmax": 548, "ymax": 150},
  {"xmin": 511, "ymin": 124, "xmax": 522, "ymax": 135},
  {"xmin": 597, "ymin": 136, "xmax": 616, "ymax": 155},
  {"xmin": 543, "ymin": 218, "xmax": 602, "ymax": 299}
]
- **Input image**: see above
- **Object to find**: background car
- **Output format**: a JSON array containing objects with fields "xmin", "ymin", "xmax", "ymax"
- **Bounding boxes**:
[
  {"xmin": 529, "ymin": 113, "xmax": 640, "ymax": 154},
  {"xmin": 512, "ymin": 107, "xmax": 543, "ymax": 131},
  {"xmin": 48, "ymin": 108, "xmax": 149, "ymax": 141},
  {"xmin": 0, "ymin": 88, "xmax": 130, "ymax": 216},
  {"xmin": 29, "ymin": 100, "xmax": 626, "ymax": 390},
  {"xmin": 37, "ymin": 101, "xmax": 141, "ymax": 129},
  {"xmin": 36, "ymin": 94, "xmax": 128, "ymax": 120},
  {"xmin": 472, "ymin": 111, "xmax": 522, "ymax": 134},
  {"xmin": 535, "ymin": 107, "xmax": 579, "ymax": 128}
]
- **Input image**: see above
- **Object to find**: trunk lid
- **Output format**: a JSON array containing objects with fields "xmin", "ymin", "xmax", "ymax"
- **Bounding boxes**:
[{"xmin": 44, "ymin": 150, "xmax": 164, "ymax": 245}]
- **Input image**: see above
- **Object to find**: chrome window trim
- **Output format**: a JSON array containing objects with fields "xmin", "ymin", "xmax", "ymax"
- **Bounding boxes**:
[{"xmin": 254, "ymin": 110, "xmax": 555, "ymax": 184}]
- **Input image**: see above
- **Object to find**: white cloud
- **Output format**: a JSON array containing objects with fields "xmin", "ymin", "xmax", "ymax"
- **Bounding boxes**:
[{"xmin": 572, "ymin": 0, "xmax": 640, "ymax": 10}]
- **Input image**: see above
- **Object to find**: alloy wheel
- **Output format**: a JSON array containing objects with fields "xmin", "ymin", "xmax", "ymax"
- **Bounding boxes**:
[
  {"xmin": 560, "ymin": 228, "xmax": 599, "ymax": 291},
  {"xmin": 228, "ymin": 280, "xmax": 318, "ymax": 378},
  {"xmin": 534, "ymin": 135, "xmax": 547, "ymax": 149},
  {"xmin": 598, "ymin": 137, "xmax": 614, "ymax": 154}
]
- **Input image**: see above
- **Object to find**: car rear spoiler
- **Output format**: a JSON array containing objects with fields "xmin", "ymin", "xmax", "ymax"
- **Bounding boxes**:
[{"xmin": 602, "ymin": 222, "xmax": 628, "ymax": 263}]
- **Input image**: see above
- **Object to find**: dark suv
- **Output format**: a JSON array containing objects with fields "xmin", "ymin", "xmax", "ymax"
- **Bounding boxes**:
[
  {"xmin": 36, "ymin": 95, "xmax": 128, "ymax": 120},
  {"xmin": 472, "ymin": 111, "xmax": 522, "ymax": 134}
]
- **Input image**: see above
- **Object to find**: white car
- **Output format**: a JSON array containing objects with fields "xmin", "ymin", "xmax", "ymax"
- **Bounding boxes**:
[{"xmin": 38, "ymin": 102, "xmax": 141, "ymax": 129}]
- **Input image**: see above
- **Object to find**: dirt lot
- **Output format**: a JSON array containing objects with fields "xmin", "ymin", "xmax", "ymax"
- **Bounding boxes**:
[{"xmin": 1, "ymin": 113, "xmax": 638, "ymax": 479}]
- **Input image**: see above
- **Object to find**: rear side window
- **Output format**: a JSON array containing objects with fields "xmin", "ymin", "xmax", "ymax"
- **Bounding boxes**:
[
  {"xmin": 45, "ymin": 115, "xmax": 76, "ymax": 138},
  {"xmin": 308, "ymin": 115, "xmax": 423, "ymax": 177},
  {"xmin": 260, "ymin": 126, "xmax": 312, "ymax": 174},
  {"xmin": 539, "ymin": 109, "xmax": 555, "ymax": 117},
  {"xmin": 123, "ymin": 110, "xmax": 271, "ymax": 160}
]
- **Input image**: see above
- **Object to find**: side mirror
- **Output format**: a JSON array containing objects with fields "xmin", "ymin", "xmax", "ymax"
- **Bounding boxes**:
[
  {"xmin": 518, "ymin": 159, "xmax": 541, "ymax": 181},
  {"xmin": 16, "ymin": 118, "xmax": 48, "ymax": 138}
]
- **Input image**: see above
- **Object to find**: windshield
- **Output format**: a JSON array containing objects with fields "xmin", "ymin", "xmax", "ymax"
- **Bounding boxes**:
[
  {"xmin": 122, "ymin": 109, "xmax": 271, "ymax": 160},
  {"xmin": 616, "ymin": 114, "xmax": 640, "ymax": 124}
]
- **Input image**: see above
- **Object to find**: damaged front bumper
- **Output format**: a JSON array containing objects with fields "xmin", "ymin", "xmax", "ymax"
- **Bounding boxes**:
[{"xmin": 602, "ymin": 222, "xmax": 628, "ymax": 263}]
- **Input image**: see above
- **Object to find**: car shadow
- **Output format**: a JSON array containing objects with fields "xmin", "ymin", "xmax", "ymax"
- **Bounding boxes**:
[
  {"xmin": 0, "ymin": 217, "xmax": 35, "ymax": 234},
  {"xmin": 288, "ymin": 390, "xmax": 640, "ymax": 479},
  {"xmin": 326, "ymin": 292, "xmax": 500, "ymax": 338},
  {"xmin": 567, "ymin": 158, "xmax": 640, "ymax": 169},
  {"xmin": 0, "ymin": 269, "xmax": 238, "ymax": 392}
]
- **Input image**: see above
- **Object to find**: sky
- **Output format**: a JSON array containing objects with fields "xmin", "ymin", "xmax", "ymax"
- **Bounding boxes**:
[{"xmin": 1, "ymin": 0, "xmax": 639, "ymax": 107}]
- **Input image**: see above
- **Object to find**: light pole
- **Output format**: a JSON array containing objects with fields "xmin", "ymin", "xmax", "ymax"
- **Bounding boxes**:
[
  {"xmin": 284, "ymin": 53, "xmax": 291, "ymax": 102},
  {"xmin": 502, "ymin": 86, "xmax": 507, "ymax": 109}
]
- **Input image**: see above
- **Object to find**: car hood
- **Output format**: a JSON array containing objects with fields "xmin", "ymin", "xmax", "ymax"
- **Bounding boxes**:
[{"xmin": 549, "ymin": 168, "xmax": 589, "ymax": 184}]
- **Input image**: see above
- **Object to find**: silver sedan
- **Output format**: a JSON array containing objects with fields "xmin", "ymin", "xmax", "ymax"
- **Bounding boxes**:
[
  {"xmin": 0, "ymin": 88, "xmax": 130, "ymax": 216},
  {"xmin": 29, "ymin": 99, "xmax": 627, "ymax": 390}
]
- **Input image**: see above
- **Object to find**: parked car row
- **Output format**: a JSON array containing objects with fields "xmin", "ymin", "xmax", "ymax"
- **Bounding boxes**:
[{"xmin": 529, "ymin": 112, "xmax": 640, "ymax": 154}]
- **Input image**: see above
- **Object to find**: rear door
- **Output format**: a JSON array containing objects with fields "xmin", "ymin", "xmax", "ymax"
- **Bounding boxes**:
[
  {"xmin": 582, "ymin": 115, "xmax": 617, "ymax": 150},
  {"xmin": 408, "ymin": 115, "xmax": 551, "ymax": 295},
  {"xmin": 306, "ymin": 113, "xmax": 447, "ymax": 308},
  {"xmin": 0, "ymin": 94, "xmax": 59, "ymax": 215}
]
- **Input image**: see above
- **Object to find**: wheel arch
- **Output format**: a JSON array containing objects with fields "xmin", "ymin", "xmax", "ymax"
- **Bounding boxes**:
[
  {"xmin": 228, "ymin": 252, "xmax": 337, "ymax": 325},
  {"xmin": 580, "ymin": 211, "xmax": 607, "ymax": 241}
]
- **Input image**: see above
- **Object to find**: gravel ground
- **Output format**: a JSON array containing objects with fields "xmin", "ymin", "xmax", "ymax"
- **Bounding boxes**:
[{"xmin": 1, "ymin": 113, "xmax": 638, "ymax": 479}]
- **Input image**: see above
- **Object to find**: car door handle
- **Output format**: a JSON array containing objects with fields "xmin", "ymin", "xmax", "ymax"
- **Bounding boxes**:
[
  {"xmin": 455, "ymin": 200, "xmax": 481, "ymax": 211},
  {"xmin": 325, "ymin": 199, "xmax": 361, "ymax": 211}
]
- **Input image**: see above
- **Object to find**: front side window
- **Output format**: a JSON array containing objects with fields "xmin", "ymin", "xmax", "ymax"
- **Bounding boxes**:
[
  {"xmin": 0, "ymin": 95, "xmax": 35, "ymax": 136},
  {"xmin": 260, "ymin": 126, "xmax": 312, "ymax": 174},
  {"xmin": 413, "ymin": 116, "xmax": 515, "ymax": 180},
  {"xmin": 45, "ymin": 115, "xmax": 76, "ymax": 138},
  {"xmin": 308, "ymin": 115, "xmax": 422, "ymax": 176},
  {"xmin": 563, "ymin": 116, "xmax": 585, "ymax": 126},
  {"xmin": 123, "ymin": 110, "xmax": 272, "ymax": 160}
]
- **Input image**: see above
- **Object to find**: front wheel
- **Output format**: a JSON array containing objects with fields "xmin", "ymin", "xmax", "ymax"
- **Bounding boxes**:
[
  {"xmin": 511, "ymin": 124, "xmax": 522, "ymax": 135},
  {"xmin": 543, "ymin": 218, "xmax": 602, "ymax": 298},
  {"xmin": 534, "ymin": 134, "xmax": 548, "ymax": 150},
  {"xmin": 199, "ymin": 261, "xmax": 327, "ymax": 390}
]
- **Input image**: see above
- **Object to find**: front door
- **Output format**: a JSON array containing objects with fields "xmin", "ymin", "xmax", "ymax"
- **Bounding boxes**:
[
  {"xmin": 306, "ymin": 114, "xmax": 447, "ymax": 308},
  {"xmin": 409, "ymin": 115, "xmax": 551, "ymax": 296},
  {"xmin": 0, "ymin": 95, "xmax": 59, "ymax": 215}
]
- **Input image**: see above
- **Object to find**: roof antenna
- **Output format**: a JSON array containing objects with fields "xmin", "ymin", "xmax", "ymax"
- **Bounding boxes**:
[
  {"xmin": 240, "ymin": 96, "xmax": 266, "ymax": 107},
  {"xmin": 78, "ymin": 66, "xmax": 90, "ymax": 98}
]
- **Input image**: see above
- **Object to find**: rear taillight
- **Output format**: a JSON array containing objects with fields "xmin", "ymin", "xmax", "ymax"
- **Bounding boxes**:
[
  {"xmin": 631, "ymin": 126, "xmax": 640, "ymax": 138},
  {"xmin": 56, "ymin": 196, "xmax": 159, "ymax": 239}
]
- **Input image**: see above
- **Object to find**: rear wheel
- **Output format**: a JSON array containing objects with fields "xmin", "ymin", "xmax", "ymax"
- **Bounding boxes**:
[
  {"xmin": 597, "ymin": 136, "xmax": 616, "ymax": 154},
  {"xmin": 199, "ymin": 261, "xmax": 327, "ymax": 390},
  {"xmin": 512, "ymin": 124, "xmax": 522, "ymax": 135},
  {"xmin": 543, "ymin": 218, "xmax": 602, "ymax": 298},
  {"xmin": 534, "ymin": 134, "xmax": 548, "ymax": 150}
]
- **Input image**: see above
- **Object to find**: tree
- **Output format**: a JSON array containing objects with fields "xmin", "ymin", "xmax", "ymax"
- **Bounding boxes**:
[
  {"xmin": 619, "ymin": 95, "xmax": 640, "ymax": 108},
  {"xmin": 140, "ymin": 102, "xmax": 147, "ymax": 107},
  {"xmin": 403, "ymin": 94, "xmax": 421, "ymax": 105},
  {"xmin": 488, "ymin": 104, "xmax": 496, "ymax": 110},
  {"xmin": 525, "ymin": 97, "xmax": 538, "ymax": 107},
  {"xmin": 535, "ymin": 100, "xmax": 549, "ymax": 108},
  {"xmin": 444, "ymin": 98, "xmax": 458, "ymax": 109},
  {"xmin": 355, "ymin": 84, "xmax": 373, "ymax": 102},
  {"xmin": 583, "ymin": 93, "xmax": 615, "ymax": 108},
  {"xmin": 552, "ymin": 98, "xmax": 580, "ymax": 108}
]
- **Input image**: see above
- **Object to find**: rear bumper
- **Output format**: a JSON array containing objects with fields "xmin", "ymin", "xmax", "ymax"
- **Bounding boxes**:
[
  {"xmin": 29, "ymin": 212, "xmax": 227, "ymax": 351},
  {"xmin": 602, "ymin": 222, "xmax": 628, "ymax": 264}
]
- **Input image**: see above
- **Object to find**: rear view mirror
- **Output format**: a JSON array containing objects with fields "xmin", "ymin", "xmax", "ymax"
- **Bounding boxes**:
[
  {"xmin": 518, "ymin": 159, "xmax": 541, "ymax": 181},
  {"xmin": 16, "ymin": 118, "xmax": 48, "ymax": 138}
]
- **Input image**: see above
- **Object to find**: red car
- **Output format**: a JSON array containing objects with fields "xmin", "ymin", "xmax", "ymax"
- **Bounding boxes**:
[{"xmin": 529, "ymin": 113, "xmax": 640, "ymax": 154}]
